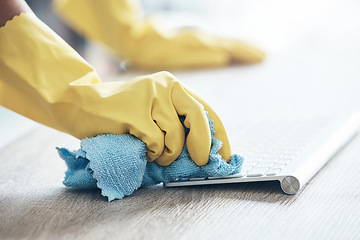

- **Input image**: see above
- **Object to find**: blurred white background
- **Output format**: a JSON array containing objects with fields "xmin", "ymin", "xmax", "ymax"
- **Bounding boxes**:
[{"xmin": 142, "ymin": 0, "xmax": 360, "ymax": 54}]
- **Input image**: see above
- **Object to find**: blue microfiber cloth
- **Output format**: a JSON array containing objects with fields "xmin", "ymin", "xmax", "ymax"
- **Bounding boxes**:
[{"xmin": 57, "ymin": 116, "xmax": 243, "ymax": 201}]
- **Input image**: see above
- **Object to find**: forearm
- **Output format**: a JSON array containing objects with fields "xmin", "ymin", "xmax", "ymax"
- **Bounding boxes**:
[
  {"xmin": 54, "ymin": 0, "xmax": 264, "ymax": 69},
  {"xmin": 0, "ymin": 8, "xmax": 232, "ymax": 165},
  {"xmin": 0, "ymin": 11, "xmax": 101, "ymax": 138}
]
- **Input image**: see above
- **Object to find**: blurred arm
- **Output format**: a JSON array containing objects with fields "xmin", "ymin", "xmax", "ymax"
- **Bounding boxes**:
[{"xmin": 54, "ymin": 0, "xmax": 264, "ymax": 70}]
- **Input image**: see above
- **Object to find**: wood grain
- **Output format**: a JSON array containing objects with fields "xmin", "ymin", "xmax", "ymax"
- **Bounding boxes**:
[{"xmin": 0, "ymin": 123, "xmax": 359, "ymax": 240}]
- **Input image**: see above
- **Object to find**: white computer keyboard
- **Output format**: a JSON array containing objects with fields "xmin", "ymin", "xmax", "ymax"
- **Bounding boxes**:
[
  {"xmin": 164, "ymin": 113, "xmax": 360, "ymax": 194},
  {"xmin": 225, "ymin": 118, "xmax": 325, "ymax": 178}
]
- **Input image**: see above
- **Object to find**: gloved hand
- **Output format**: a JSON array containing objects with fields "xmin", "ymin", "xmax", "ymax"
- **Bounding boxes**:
[
  {"xmin": 53, "ymin": 0, "xmax": 265, "ymax": 70},
  {"xmin": 0, "ymin": 12, "xmax": 231, "ymax": 166}
]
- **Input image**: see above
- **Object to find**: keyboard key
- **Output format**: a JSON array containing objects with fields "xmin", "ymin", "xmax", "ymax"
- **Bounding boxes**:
[
  {"xmin": 256, "ymin": 162, "xmax": 275, "ymax": 168},
  {"xmin": 245, "ymin": 159, "xmax": 259, "ymax": 163},
  {"xmin": 241, "ymin": 166, "xmax": 254, "ymax": 172},
  {"xmin": 272, "ymin": 163, "xmax": 287, "ymax": 169},
  {"xmin": 265, "ymin": 153, "xmax": 284, "ymax": 158},
  {"xmin": 260, "ymin": 157, "xmax": 280, "ymax": 163},
  {"xmin": 282, "ymin": 154, "xmax": 296, "ymax": 160},
  {"xmin": 266, "ymin": 168, "xmax": 281, "ymax": 176},
  {"xmin": 246, "ymin": 167, "xmax": 270, "ymax": 177},
  {"xmin": 277, "ymin": 159, "xmax": 292, "ymax": 165},
  {"xmin": 242, "ymin": 162, "xmax": 258, "ymax": 168}
]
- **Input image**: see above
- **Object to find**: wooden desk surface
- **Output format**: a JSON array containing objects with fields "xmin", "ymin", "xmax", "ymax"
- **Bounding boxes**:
[
  {"xmin": 1, "ymin": 0, "xmax": 360, "ymax": 239},
  {"xmin": 1, "ymin": 55, "xmax": 360, "ymax": 239},
  {"xmin": 0, "ymin": 122, "xmax": 360, "ymax": 240}
]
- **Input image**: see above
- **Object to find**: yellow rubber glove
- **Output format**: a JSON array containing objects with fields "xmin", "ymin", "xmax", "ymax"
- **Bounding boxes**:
[
  {"xmin": 53, "ymin": 0, "xmax": 265, "ymax": 70},
  {"xmin": 0, "ymin": 12, "xmax": 231, "ymax": 166}
]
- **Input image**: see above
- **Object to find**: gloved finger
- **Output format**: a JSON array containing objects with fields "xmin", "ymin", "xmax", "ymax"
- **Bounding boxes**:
[
  {"xmin": 126, "ymin": 110, "xmax": 166, "ymax": 162},
  {"xmin": 152, "ymin": 103, "xmax": 186, "ymax": 166},
  {"xmin": 137, "ymin": 47, "xmax": 229, "ymax": 70},
  {"xmin": 184, "ymin": 86, "xmax": 232, "ymax": 162},
  {"xmin": 124, "ymin": 73, "xmax": 185, "ymax": 166},
  {"xmin": 132, "ymin": 30, "xmax": 230, "ymax": 70},
  {"xmin": 219, "ymin": 39, "xmax": 265, "ymax": 64},
  {"xmin": 171, "ymin": 81, "xmax": 211, "ymax": 166}
]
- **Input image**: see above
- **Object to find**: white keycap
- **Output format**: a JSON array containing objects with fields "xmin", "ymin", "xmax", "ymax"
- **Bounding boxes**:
[
  {"xmin": 256, "ymin": 162, "xmax": 275, "ymax": 168},
  {"xmin": 272, "ymin": 163, "xmax": 287, "ymax": 169},
  {"xmin": 266, "ymin": 168, "xmax": 281, "ymax": 176},
  {"xmin": 246, "ymin": 167, "xmax": 270, "ymax": 177},
  {"xmin": 276, "ymin": 159, "xmax": 292, "ymax": 165},
  {"xmin": 260, "ymin": 157, "xmax": 280, "ymax": 163}
]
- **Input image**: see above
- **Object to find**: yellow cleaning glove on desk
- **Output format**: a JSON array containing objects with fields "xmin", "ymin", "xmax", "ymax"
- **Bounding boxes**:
[
  {"xmin": 54, "ymin": 0, "xmax": 265, "ymax": 69},
  {"xmin": 0, "ymin": 12, "xmax": 231, "ymax": 166}
]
